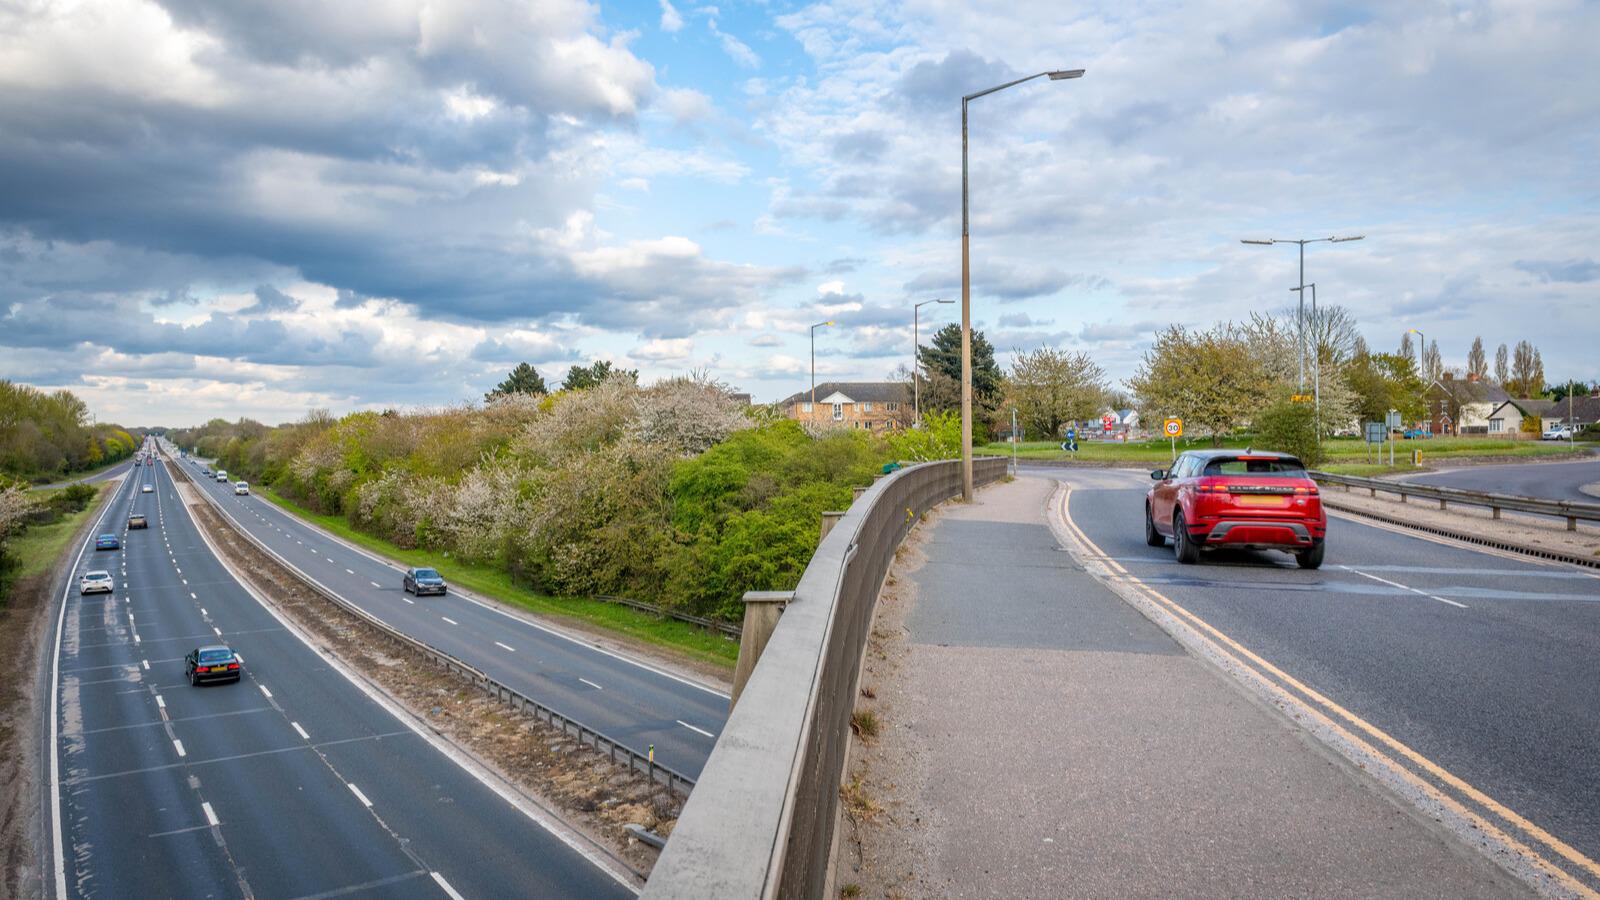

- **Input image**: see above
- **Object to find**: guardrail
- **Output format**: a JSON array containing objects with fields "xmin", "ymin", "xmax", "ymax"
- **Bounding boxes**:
[
  {"xmin": 596, "ymin": 595, "xmax": 742, "ymax": 638},
  {"xmin": 168, "ymin": 455, "xmax": 697, "ymax": 798},
  {"xmin": 645, "ymin": 456, "xmax": 1010, "ymax": 900},
  {"xmin": 1310, "ymin": 471, "xmax": 1600, "ymax": 532}
]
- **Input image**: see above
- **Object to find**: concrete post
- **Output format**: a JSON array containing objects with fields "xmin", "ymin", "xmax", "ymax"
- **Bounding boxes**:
[
  {"xmin": 852, "ymin": 486, "xmax": 867, "ymax": 502},
  {"xmin": 730, "ymin": 590, "xmax": 795, "ymax": 711},
  {"xmin": 820, "ymin": 511, "xmax": 845, "ymax": 542}
]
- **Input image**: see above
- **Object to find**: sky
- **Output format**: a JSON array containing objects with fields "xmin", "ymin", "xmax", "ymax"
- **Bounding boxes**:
[{"xmin": 1, "ymin": 0, "xmax": 1597, "ymax": 427}]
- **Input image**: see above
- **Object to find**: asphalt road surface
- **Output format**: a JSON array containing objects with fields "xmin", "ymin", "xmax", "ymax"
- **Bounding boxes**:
[
  {"xmin": 1401, "ymin": 457, "xmax": 1600, "ymax": 503},
  {"xmin": 1024, "ymin": 465, "xmax": 1600, "ymax": 883},
  {"xmin": 163, "ymin": 439, "xmax": 729, "ymax": 779},
  {"xmin": 49, "ymin": 457, "xmax": 634, "ymax": 898}
]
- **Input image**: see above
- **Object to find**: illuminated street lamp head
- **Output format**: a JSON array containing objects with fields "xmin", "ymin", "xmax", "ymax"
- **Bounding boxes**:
[
  {"xmin": 1047, "ymin": 69, "xmax": 1086, "ymax": 80},
  {"xmin": 1407, "ymin": 328, "xmax": 1422, "ymax": 335}
]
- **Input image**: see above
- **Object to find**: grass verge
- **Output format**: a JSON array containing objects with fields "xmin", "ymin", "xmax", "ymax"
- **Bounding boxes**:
[
  {"xmin": 6, "ymin": 483, "xmax": 114, "ymax": 588},
  {"xmin": 1316, "ymin": 463, "xmax": 1425, "ymax": 477},
  {"xmin": 256, "ymin": 487, "xmax": 738, "ymax": 670}
]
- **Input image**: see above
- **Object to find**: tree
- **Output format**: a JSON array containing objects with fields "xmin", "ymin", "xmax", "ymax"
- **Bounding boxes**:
[
  {"xmin": 1423, "ymin": 340, "xmax": 1443, "ymax": 382},
  {"xmin": 486, "ymin": 362, "xmax": 547, "ymax": 400},
  {"xmin": 1254, "ymin": 396, "xmax": 1323, "ymax": 467},
  {"xmin": 918, "ymin": 323, "xmax": 1002, "ymax": 411},
  {"xmin": 1466, "ymin": 337, "xmax": 1487, "ymax": 380},
  {"xmin": 1127, "ymin": 325, "xmax": 1271, "ymax": 445},
  {"xmin": 1007, "ymin": 348, "xmax": 1109, "ymax": 439},
  {"xmin": 1343, "ymin": 352, "xmax": 1425, "ymax": 425},
  {"xmin": 1532, "ymin": 349, "xmax": 1546, "ymax": 397},
  {"xmin": 562, "ymin": 360, "xmax": 638, "ymax": 391},
  {"xmin": 1398, "ymin": 331, "xmax": 1414, "ymax": 361},
  {"xmin": 1494, "ymin": 343, "xmax": 1509, "ymax": 386},
  {"xmin": 1509, "ymin": 340, "xmax": 1540, "ymax": 398},
  {"xmin": 1352, "ymin": 335, "xmax": 1369, "ymax": 359}
]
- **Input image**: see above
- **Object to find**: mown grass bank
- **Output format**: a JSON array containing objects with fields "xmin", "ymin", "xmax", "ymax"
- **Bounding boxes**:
[{"xmin": 258, "ymin": 487, "xmax": 739, "ymax": 671}]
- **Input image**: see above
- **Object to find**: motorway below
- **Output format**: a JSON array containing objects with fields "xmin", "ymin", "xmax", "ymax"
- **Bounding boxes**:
[
  {"xmin": 50, "ymin": 452, "xmax": 634, "ymax": 898},
  {"xmin": 1026, "ymin": 465, "xmax": 1600, "ymax": 886},
  {"xmin": 1400, "ymin": 456, "xmax": 1600, "ymax": 503},
  {"xmin": 161, "ymin": 439, "xmax": 729, "ymax": 779}
]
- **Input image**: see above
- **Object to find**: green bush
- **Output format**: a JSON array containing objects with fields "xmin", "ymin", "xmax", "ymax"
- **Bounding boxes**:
[{"xmin": 1252, "ymin": 398, "xmax": 1324, "ymax": 466}]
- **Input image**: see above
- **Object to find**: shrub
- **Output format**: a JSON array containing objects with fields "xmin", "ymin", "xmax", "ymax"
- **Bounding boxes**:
[{"xmin": 1252, "ymin": 398, "xmax": 1324, "ymax": 466}]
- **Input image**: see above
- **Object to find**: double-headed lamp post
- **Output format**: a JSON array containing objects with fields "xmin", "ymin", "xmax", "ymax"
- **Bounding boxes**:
[
  {"xmin": 1292, "ymin": 283, "xmax": 1319, "ymax": 436},
  {"xmin": 1241, "ymin": 235, "xmax": 1364, "ymax": 392},
  {"xmin": 913, "ymin": 298, "xmax": 953, "ymax": 427},
  {"xmin": 1407, "ymin": 327, "xmax": 1426, "ymax": 432},
  {"xmin": 961, "ymin": 67, "xmax": 1084, "ymax": 501},
  {"xmin": 810, "ymin": 320, "xmax": 834, "ymax": 412}
]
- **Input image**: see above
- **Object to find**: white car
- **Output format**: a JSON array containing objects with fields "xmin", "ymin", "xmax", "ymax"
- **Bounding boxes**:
[
  {"xmin": 79, "ymin": 570, "xmax": 114, "ymax": 595},
  {"xmin": 215, "ymin": 471, "xmax": 228, "ymax": 482},
  {"xmin": 141, "ymin": 484, "xmax": 153, "ymax": 493},
  {"xmin": 234, "ymin": 481, "xmax": 250, "ymax": 495},
  {"xmin": 1542, "ymin": 425, "xmax": 1572, "ymax": 440}
]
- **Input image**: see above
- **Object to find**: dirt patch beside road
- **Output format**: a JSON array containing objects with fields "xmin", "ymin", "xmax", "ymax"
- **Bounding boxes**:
[{"xmin": 184, "ymin": 488, "xmax": 681, "ymax": 878}]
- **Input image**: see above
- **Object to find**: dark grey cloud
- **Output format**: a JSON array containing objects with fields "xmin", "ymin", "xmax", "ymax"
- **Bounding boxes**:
[
  {"xmin": 240, "ymin": 285, "xmax": 301, "ymax": 315},
  {"xmin": 896, "ymin": 50, "xmax": 1016, "ymax": 112},
  {"xmin": 1514, "ymin": 258, "xmax": 1599, "ymax": 284},
  {"xmin": 904, "ymin": 265, "xmax": 1106, "ymax": 302},
  {"xmin": 832, "ymin": 130, "xmax": 888, "ymax": 163}
]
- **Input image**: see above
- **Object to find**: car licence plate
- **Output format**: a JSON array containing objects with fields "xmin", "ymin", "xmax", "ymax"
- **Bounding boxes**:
[{"xmin": 1237, "ymin": 495, "xmax": 1285, "ymax": 507}]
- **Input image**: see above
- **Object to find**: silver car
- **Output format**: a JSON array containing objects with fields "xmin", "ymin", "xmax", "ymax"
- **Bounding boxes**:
[{"xmin": 79, "ymin": 570, "xmax": 114, "ymax": 595}]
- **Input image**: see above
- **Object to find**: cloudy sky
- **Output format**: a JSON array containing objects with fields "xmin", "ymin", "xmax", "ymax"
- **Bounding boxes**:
[{"xmin": 2, "ymin": 0, "xmax": 1596, "ymax": 426}]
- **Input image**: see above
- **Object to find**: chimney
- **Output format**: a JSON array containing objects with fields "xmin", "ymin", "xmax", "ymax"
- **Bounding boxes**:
[
  {"xmin": 1443, "ymin": 371, "xmax": 1453, "ymax": 381},
  {"xmin": 1466, "ymin": 372, "xmax": 1479, "ymax": 383}
]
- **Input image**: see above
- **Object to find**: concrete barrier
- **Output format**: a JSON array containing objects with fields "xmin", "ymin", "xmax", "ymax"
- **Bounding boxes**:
[{"xmin": 644, "ymin": 457, "xmax": 1008, "ymax": 899}]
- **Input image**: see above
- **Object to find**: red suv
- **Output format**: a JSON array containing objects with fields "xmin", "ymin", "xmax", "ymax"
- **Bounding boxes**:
[{"xmin": 1145, "ymin": 450, "xmax": 1326, "ymax": 569}]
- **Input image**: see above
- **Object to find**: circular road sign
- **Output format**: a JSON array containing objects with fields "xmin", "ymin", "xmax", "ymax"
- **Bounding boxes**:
[{"xmin": 1163, "ymin": 418, "xmax": 1183, "ymax": 438}]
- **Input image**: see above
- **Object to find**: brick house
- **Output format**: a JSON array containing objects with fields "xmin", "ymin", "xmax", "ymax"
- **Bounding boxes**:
[
  {"xmin": 1425, "ymin": 373, "xmax": 1509, "ymax": 435},
  {"xmin": 780, "ymin": 382, "xmax": 908, "ymax": 432}
]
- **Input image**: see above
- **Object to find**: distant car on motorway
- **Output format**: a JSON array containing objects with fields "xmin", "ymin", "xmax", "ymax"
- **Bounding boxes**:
[
  {"xmin": 215, "ymin": 470, "xmax": 228, "ymax": 482},
  {"xmin": 1146, "ymin": 450, "xmax": 1326, "ymax": 569},
  {"xmin": 234, "ymin": 481, "xmax": 250, "ymax": 495},
  {"xmin": 402, "ymin": 567, "xmax": 447, "ymax": 596},
  {"xmin": 1401, "ymin": 428, "xmax": 1432, "ymax": 439},
  {"xmin": 94, "ymin": 534, "xmax": 119, "ymax": 551},
  {"xmin": 1542, "ymin": 425, "xmax": 1573, "ymax": 440},
  {"xmin": 141, "ymin": 484, "xmax": 153, "ymax": 493},
  {"xmin": 128, "ymin": 514, "xmax": 148, "ymax": 529},
  {"xmin": 79, "ymin": 570, "xmax": 114, "ymax": 594},
  {"xmin": 185, "ymin": 645, "xmax": 242, "ymax": 685}
]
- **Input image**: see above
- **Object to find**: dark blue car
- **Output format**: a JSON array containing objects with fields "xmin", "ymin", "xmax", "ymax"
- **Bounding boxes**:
[{"xmin": 94, "ymin": 534, "xmax": 119, "ymax": 551}]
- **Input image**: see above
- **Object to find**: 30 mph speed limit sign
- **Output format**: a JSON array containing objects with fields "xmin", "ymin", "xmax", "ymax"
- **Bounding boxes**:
[{"xmin": 1163, "ymin": 418, "xmax": 1183, "ymax": 438}]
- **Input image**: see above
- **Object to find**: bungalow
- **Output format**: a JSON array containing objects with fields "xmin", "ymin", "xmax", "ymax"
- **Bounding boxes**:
[
  {"xmin": 781, "ymin": 382, "xmax": 908, "ymax": 432},
  {"xmin": 1425, "ymin": 373, "xmax": 1509, "ymax": 435},
  {"xmin": 1484, "ymin": 399, "xmax": 1555, "ymax": 435}
]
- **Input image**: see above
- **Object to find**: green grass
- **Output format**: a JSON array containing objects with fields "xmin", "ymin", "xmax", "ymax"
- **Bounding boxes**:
[
  {"xmin": 1316, "ymin": 462, "xmax": 1424, "ymax": 477},
  {"xmin": 983, "ymin": 435, "xmax": 1592, "ymax": 465},
  {"xmin": 7, "ymin": 483, "xmax": 113, "ymax": 585},
  {"xmin": 256, "ymin": 488, "xmax": 738, "ymax": 670}
]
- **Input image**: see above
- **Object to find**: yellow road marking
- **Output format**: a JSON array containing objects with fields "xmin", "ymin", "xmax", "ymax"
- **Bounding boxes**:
[{"xmin": 1056, "ymin": 485, "xmax": 1600, "ymax": 896}]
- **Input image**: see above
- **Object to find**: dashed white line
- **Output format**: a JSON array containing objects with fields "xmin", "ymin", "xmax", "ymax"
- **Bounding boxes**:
[
  {"xmin": 578, "ymin": 678, "xmax": 603, "ymax": 691},
  {"xmin": 155, "ymin": 694, "xmax": 166, "ymax": 709},
  {"xmin": 189, "ymin": 592, "xmax": 197, "ymax": 599},
  {"xmin": 346, "ymin": 568, "xmax": 355, "ymax": 575},
  {"xmin": 133, "ymin": 635, "xmax": 141, "ymax": 645},
  {"xmin": 201, "ymin": 801, "xmax": 220, "ymax": 826},
  {"xmin": 258, "ymin": 685, "xmax": 272, "ymax": 699},
  {"xmin": 172, "ymin": 739, "xmax": 186, "ymax": 757},
  {"xmin": 1341, "ymin": 566, "xmax": 1469, "ymax": 608},
  {"xmin": 431, "ymin": 873, "xmax": 466, "ymax": 900},
  {"xmin": 200, "ymin": 607, "xmax": 208, "ymax": 616},
  {"xmin": 141, "ymin": 659, "xmax": 150, "ymax": 670},
  {"xmin": 347, "ymin": 783, "xmax": 373, "ymax": 808},
  {"xmin": 441, "ymin": 617, "xmax": 458, "ymax": 626},
  {"xmin": 291, "ymin": 721, "xmax": 309, "ymax": 740},
  {"xmin": 370, "ymin": 581, "xmax": 381, "ymax": 589},
  {"xmin": 212, "ymin": 627, "xmax": 223, "ymax": 636},
  {"xmin": 400, "ymin": 597, "xmax": 414, "ymax": 605},
  {"xmin": 494, "ymin": 641, "xmax": 516, "ymax": 652},
  {"xmin": 677, "ymin": 720, "xmax": 714, "ymax": 738}
]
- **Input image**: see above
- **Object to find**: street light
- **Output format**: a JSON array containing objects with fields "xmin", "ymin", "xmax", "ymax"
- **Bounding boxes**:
[
  {"xmin": 913, "ymin": 298, "xmax": 954, "ymax": 427},
  {"xmin": 1407, "ymin": 327, "xmax": 1426, "ymax": 434},
  {"xmin": 1292, "ymin": 283, "xmax": 1319, "ymax": 438},
  {"xmin": 961, "ymin": 67, "xmax": 1084, "ymax": 500},
  {"xmin": 1241, "ymin": 235, "xmax": 1364, "ymax": 392},
  {"xmin": 810, "ymin": 320, "xmax": 834, "ymax": 414}
]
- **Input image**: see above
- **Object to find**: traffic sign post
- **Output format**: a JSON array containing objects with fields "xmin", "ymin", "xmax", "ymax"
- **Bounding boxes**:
[
  {"xmin": 1102, "ymin": 413, "xmax": 1115, "ymax": 435},
  {"xmin": 1163, "ymin": 417, "xmax": 1183, "ymax": 460}
]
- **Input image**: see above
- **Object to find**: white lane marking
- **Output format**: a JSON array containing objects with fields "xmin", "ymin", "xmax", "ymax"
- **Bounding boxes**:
[
  {"xmin": 494, "ymin": 641, "xmax": 516, "ymax": 652},
  {"xmin": 400, "ymin": 597, "xmax": 414, "ymax": 604},
  {"xmin": 292, "ymin": 721, "xmax": 309, "ymax": 740},
  {"xmin": 181, "ymin": 579, "xmax": 188, "ymax": 585},
  {"xmin": 175, "ymin": 567, "xmax": 181, "ymax": 574},
  {"xmin": 677, "ymin": 719, "xmax": 715, "ymax": 738},
  {"xmin": 346, "ymin": 568, "xmax": 355, "ymax": 575},
  {"xmin": 173, "ymin": 739, "xmax": 186, "ymax": 758},
  {"xmin": 578, "ymin": 678, "xmax": 603, "ymax": 691},
  {"xmin": 133, "ymin": 634, "xmax": 141, "ymax": 645},
  {"xmin": 258, "ymin": 685, "xmax": 272, "ymax": 699},
  {"xmin": 189, "ymin": 592, "xmax": 197, "ymax": 599},
  {"xmin": 370, "ymin": 581, "xmax": 381, "ymax": 588},
  {"xmin": 141, "ymin": 659, "xmax": 150, "ymax": 670},
  {"xmin": 1340, "ymin": 566, "xmax": 1469, "ymax": 608},
  {"xmin": 212, "ymin": 627, "xmax": 223, "ymax": 636},
  {"xmin": 202, "ymin": 801, "xmax": 220, "ymax": 826},
  {"xmin": 431, "ymin": 873, "xmax": 466, "ymax": 900},
  {"xmin": 200, "ymin": 608, "xmax": 207, "ymax": 616},
  {"xmin": 347, "ymin": 783, "xmax": 373, "ymax": 808},
  {"xmin": 441, "ymin": 617, "xmax": 458, "ymax": 625},
  {"xmin": 155, "ymin": 695, "xmax": 166, "ymax": 709}
]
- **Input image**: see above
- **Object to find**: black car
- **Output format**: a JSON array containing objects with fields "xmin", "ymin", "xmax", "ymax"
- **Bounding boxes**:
[
  {"xmin": 185, "ymin": 645, "xmax": 242, "ymax": 685},
  {"xmin": 402, "ymin": 567, "xmax": 447, "ymax": 596}
]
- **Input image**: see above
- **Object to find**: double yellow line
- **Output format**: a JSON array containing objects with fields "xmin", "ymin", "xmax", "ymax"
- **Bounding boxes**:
[{"xmin": 1052, "ymin": 485, "xmax": 1600, "ymax": 898}]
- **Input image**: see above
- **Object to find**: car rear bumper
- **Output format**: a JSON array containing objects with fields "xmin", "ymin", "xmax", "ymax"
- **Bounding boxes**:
[
  {"xmin": 1199, "ymin": 519, "xmax": 1320, "ymax": 548},
  {"xmin": 192, "ymin": 671, "xmax": 241, "ymax": 683},
  {"xmin": 414, "ymin": 585, "xmax": 447, "ymax": 595},
  {"xmin": 80, "ymin": 585, "xmax": 113, "ymax": 594}
]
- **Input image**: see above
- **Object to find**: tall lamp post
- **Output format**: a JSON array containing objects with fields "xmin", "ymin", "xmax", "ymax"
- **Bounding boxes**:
[
  {"xmin": 961, "ymin": 67, "xmax": 1084, "ymax": 501},
  {"xmin": 1241, "ymin": 235, "xmax": 1364, "ymax": 392},
  {"xmin": 1407, "ymin": 327, "xmax": 1426, "ymax": 433},
  {"xmin": 913, "ymin": 298, "xmax": 953, "ymax": 427},
  {"xmin": 1292, "ymin": 283, "xmax": 1319, "ymax": 437},
  {"xmin": 810, "ymin": 320, "xmax": 834, "ymax": 413}
]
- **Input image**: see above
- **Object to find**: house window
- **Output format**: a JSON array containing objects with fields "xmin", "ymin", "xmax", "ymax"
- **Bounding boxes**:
[
  {"xmin": 1488, "ymin": 418, "xmax": 1504, "ymax": 433},
  {"xmin": 887, "ymin": 402, "xmax": 899, "ymax": 411},
  {"xmin": 862, "ymin": 402, "xmax": 873, "ymax": 412},
  {"xmin": 832, "ymin": 403, "xmax": 844, "ymax": 421},
  {"xmin": 802, "ymin": 402, "xmax": 813, "ymax": 413}
]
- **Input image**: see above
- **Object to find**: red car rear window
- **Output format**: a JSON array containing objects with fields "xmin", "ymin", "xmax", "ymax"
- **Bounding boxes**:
[{"xmin": 1202, "ymin": 458, "xmax": 1306, "ymax": 477}]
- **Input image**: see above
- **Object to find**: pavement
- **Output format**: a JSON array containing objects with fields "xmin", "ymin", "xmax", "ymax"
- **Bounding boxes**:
[
  {"xmin": 48, "ymin": 451, "xmax": 634, "ymax": 898},
  {"xmin": 846, "ymin": 474, "xmax": 1548, "ymax": 898},
  {"xmin": 166, "ymin": 439, "xmax": 729, "ymax": 779},
  {"xmin": 1400, "ymin": 457, "xmax": 1600, "ymax": 503}
]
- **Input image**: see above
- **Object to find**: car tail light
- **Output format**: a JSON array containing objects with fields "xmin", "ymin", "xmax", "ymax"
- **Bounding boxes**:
[
  {"xmin": 228, "ymin": 663, "xmax": 240, "ymax": 669},
  {"xmin": 1294, "ymin": 485, "xmax": 1319, "ymax": 496},
  {"xmin": 196, "ymin": 666, "xmax": 209, "ymax": 673}
]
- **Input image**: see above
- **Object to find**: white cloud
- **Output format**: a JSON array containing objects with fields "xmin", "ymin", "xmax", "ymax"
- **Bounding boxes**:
[
  {"xmin": 632, "ymin": 337, "xmax": 694, "ymax": 361},
  {"xmin": 660, "ymin": 0, "xmax": 685, "ymax": 33}
]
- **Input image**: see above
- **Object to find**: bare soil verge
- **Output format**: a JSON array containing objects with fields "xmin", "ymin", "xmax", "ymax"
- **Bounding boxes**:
[
  {"xmin": 1323, "ymin": 485, "xmax": 1600, "ymax": 560},
  {"xmin": 185, "ymin": 489, "xmax": 681, "ymax": 877}
]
